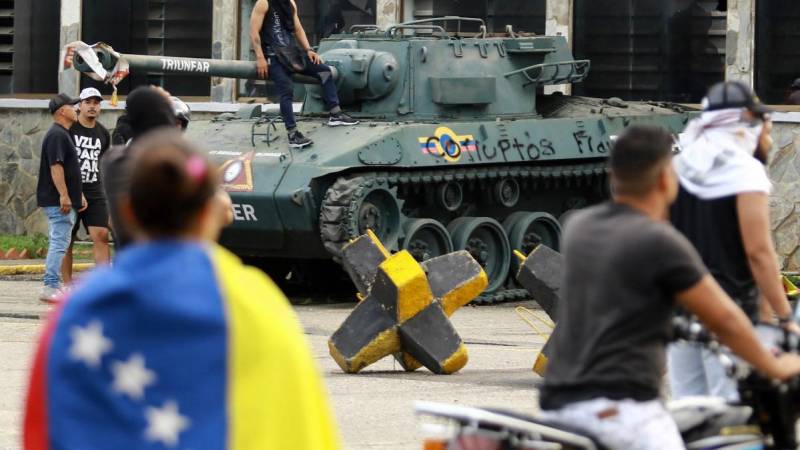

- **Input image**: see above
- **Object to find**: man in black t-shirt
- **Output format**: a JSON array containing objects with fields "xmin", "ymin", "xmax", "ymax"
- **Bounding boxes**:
[
  {"xmin": 36, "ymin": 94, "xmax": 87, "ymax": 302},
  {"xmin": 668, "ymin": 82, "xmax": 798, "ymax": 402},
  {"xmin": 249, "ymin": 0, "xmax": 359, "ymax": 149},
  {"xmin": 62, "ymin": 88, "xmax": 112, "ymax": 284},
  {"xmin": 538, "ymin": 126, "xmax": 800, "ymax": 450}
]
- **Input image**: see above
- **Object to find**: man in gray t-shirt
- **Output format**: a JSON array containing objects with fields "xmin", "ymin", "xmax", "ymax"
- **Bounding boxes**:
[{"xmin": 538, "ymin": 126, "xmax": 800, "ymax": 450}]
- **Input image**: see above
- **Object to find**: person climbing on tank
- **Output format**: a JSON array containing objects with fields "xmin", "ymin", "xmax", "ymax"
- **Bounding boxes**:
[{"xmin": 249, "ymin": 0, "xmax": 359, "ymax": 149}]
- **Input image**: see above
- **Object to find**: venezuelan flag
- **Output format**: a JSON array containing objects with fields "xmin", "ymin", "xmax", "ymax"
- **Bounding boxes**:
[{"xmin": 24, "ymin": 242, "xmax": 341, "ymax": 450}]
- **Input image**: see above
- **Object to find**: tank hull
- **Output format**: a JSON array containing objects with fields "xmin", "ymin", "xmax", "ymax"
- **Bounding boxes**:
[{"xmin": 188, "ymin": 98, "xmax": 694, "ymax": 298}]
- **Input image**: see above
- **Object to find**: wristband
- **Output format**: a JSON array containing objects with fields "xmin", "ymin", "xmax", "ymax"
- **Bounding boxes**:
[{"xmin": 778, "ymin": 315, "xmax": 794, "ymax": 326}]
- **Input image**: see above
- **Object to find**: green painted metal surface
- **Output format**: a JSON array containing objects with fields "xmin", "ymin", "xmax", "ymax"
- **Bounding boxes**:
[{"xmin": 71, "ymin": 17, "xmax": 697, "ymax": 299}]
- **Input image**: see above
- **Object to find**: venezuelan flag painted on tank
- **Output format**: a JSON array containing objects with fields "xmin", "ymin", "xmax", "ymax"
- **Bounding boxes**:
[
  {"xmin": 23, "ymin": 242, "xmax": 341, "ymax": 450},
  {"xmin": 418, "ymin": 126, "xmax": 477, "ymax": 162}
]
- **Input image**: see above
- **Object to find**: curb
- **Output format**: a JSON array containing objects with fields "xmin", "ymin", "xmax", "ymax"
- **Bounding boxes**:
[{"xmin": 0, "ymin": 263, "xmax": 95, "ymax": 276}]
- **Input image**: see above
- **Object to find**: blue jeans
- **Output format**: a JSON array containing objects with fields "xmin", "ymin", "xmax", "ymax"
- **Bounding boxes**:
[
  {"xmin": 43, "ymin": 207, "xmax": 77, "ymax": 288},
  {"xmin": 667, "ymin": 341, "xmax": 739, "ymax": 402},
  {"xmin": 269, "ymin": 55, "xmax": 339, "ymax": 130}
]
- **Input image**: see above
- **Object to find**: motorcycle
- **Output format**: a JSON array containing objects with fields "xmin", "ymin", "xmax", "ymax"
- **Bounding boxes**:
[{"xmin": 415, "ymin": 318, "xmax": 800, "ymax": 450}]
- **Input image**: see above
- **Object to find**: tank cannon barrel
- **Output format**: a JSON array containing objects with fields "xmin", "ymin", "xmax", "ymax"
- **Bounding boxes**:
[{"xmin": 68, "ymin": 43, "xmax": 334, "ymax": 85}]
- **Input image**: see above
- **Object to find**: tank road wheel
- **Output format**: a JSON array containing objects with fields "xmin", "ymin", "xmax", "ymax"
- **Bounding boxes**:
[
  {"xmin": 494, "ymin": 178, "xmax": 521, "ymax": 208},
  {"xmin": 448, "ymin": 217, "xmax": 511, "ymax": 295},
  {"xmin": 503, "ymin": 212, "xmax": 562, "ymax": 254},
  {"xmin": 436, "ymin": 181, "xmax": 463, "ymax": 212},
  {"xmin": 320, "ymin": 177, "xmax": 404, "ymax": 258},
  {"xmin": 400, "ymin": 219, "xmax": 453, "ymax": 262},
  {"xmin": 503, "ymin": 212, "xmax": 562, "ymax": 276}
]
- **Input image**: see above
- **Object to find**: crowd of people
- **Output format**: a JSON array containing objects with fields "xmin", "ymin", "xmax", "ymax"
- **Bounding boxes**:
[
  {"xmin": 20, "ymin": 1, "xmax": 800, "ymax": 448},
  {"xmin": 27, "ymin": 85, "xmax": 341, "ymax": 449}
]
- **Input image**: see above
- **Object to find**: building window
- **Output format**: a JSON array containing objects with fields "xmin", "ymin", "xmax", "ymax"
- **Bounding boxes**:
[
  {"xmin": 1, "ymin": 0, "xmax": 60, "ymax": 95},
  {"xmin": 82, "ymin": 0, "xmax": 213, "ymax": 97},
  {"xmin": 756, "ymin": 0, "xmax": 800, "ymax": 104},
  {"xmin": 239, "ymin": 0, "xmax": 376, "ymax": 99},
  {"xmin": 412, "ymin": 0, "xmax": 545, "ymax": 35},
  {"xmin": 572, "ymin": 0, "xmax": 726, "ymax": 102},
  {"xmin": 0, "ymin": 0, "xmax": 12, "ymax": 94}
]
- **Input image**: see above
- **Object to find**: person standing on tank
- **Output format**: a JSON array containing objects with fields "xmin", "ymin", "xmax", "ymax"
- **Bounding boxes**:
[
  {"xmin": 249, "ymin": 0, "xmax": 359, "ymax": 149},
  {"xmin": 62, "ymin": 88, "xmax": 112, "ymax": 285}
]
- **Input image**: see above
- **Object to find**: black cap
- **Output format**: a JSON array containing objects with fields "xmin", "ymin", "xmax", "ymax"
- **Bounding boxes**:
[
  {"xmin": 48, "ymin": 93, "xmax": 80, "ymax": 115},
  {"xmin": 126, "ymin": 86, "xmax": 177, "ymax": 139},
  {"xmin": 703, "ymin": 81, "xmax": 773, "ymax": 115}
]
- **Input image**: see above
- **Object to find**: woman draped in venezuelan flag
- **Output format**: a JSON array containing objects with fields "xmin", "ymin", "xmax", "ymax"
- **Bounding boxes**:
[{"xmin": 24, "ymin": 129, "xmax": 341, "ymax": 450}]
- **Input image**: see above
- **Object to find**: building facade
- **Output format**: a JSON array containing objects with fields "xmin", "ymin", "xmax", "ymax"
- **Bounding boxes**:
[
  {"xmin": 1, "ymin": 0, "xmax": 799, "ymax": 268},
  {"xmin": 2, "ymin": 0, "xmax": 797, "ymax": 104}
]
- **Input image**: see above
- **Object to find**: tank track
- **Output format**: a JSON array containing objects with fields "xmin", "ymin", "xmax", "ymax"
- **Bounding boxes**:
[{"xmin": 319, "ymin": 161, "xmax": 608, "ymax": 304}]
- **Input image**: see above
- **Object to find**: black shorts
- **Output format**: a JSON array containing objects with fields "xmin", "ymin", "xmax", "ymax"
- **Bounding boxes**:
[{"xmin": 72, "ymin": 196, "xmax": 110, "ymax": 235}]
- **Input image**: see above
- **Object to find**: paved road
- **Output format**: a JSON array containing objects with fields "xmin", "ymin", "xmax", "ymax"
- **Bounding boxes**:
[{"xmin": 0, "ymin": 280, "xmax": 548, "ymax": 450}]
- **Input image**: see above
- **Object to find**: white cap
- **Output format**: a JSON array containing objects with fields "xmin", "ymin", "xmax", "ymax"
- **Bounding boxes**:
[{"xmin": 79, "ymin": 87, "xmax": 103, "ymax": 101}]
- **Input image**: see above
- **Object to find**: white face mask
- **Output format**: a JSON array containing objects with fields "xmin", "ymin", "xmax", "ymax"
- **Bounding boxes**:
[{"xmin": 737, "ymin": 120, "xmax": 764, "ymax": 157}]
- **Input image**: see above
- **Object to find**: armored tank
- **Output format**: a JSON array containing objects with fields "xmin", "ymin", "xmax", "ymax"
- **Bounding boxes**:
[{"xmin": 69, "ymin": 17, "xmax": 695, "ymax": 302}]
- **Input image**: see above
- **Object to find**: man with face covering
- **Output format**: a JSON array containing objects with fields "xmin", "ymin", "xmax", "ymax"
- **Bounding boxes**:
[
  {"xmin": 668, "ymin": 81, "xmax": 799, "ymax": 401},
  {"xmin": 103, "ymin": 86, "xmax": 177, "ymax": 250}
]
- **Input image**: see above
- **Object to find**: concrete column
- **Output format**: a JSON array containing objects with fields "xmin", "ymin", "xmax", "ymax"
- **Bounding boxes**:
[
  {"xmin": 725, "ymin": 0, "xmax": 756, "ymax": 86},
  {"xmin": 376, "ymin": 0, "xmax": 402, "ymax": 29},
  {"xmin": 545, "ymin": 0, "xmax": 572, "ymax": 47},
  {"xmin": 545, "ymin": 0, "xmax": 573, "ymax": 95},
  {"xmin": 211, "ymin": 0, "xmax": 239, "ymax": 102},
  {"xmin": 59, "ymin": 0, "xmax": 81, "ymax": 96}
]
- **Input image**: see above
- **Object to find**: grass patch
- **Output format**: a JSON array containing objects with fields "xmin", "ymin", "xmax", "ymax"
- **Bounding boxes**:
[
  {"xmin": 0, "ymin": 234, "xmax": 49, "ymax": 256},
  {"xmin": 0, "ymin": 234, "xmax": 99, "ymax": 261}
]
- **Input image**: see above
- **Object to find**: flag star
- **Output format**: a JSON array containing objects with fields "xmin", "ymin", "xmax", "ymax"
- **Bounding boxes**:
[
  {"xmin": 111, "ymin": 353, "xmax": 156, "ymax": 400},
  {"xmin": 144, "ymin": 400, "xmax": 191, "ymax": 448},
  {"xmin": 69, "ymin": 320, "xmax": 113, "ymax": 368}
]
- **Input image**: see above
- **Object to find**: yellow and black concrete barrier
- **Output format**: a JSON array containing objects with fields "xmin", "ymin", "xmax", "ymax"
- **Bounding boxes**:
[
  {"xmin": 329, "ymin": 231, "xmax": 488, "ymax": 375},
  {"xmin": 515, "ymin": 244, "xmax": 563, "ymax": 376}
]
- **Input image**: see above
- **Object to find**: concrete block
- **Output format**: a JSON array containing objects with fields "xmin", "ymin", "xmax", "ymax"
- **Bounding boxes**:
[
  {"xmin": 422, "ymin": 251, "xmax": 487, "ymax": 316},
  {"xmin": 330, "ymin": 231, "xmax": 487, "ymax": 374},
  {"xmin": 533, "ymin": 336, "xmax": 553, "ymax": 376},
  {"xmin": 329, "ymin": 295, "xmax": 400, "ymax": 374},
  {"xmin": 516, "ymin": 244, "xmax": 562, "ymax": 318},
  {"xmin": 399, "ymin": 303, "xmax": 468, "ymax": 374},
  {"xmin": 341, "ymin": 231, "xmax": 390, "ymax": 297},
  {"xmin": 515, "ymin": 244, "xmax": 563, "ymax": 377}
]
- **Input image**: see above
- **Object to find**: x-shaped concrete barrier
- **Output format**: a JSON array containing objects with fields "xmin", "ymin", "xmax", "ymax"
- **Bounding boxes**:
[
  {"xmin": 329, "ymin": 231, "xmax": 488, "ymax": 374},
  {"xmin": 515, "ymin": 244, "xmax": 563, "ymax": 376}
]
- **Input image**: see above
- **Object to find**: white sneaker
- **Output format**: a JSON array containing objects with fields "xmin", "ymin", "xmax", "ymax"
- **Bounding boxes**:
[{"xmin": 39, "ymin": 286, "xmax": 62, "ymax": 304}]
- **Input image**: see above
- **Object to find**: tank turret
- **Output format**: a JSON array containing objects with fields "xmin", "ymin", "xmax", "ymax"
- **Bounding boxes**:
[
  {"xmin": 306, "ymin": 17, "xmax": 589, "ymax": 119},
  {"xmin": 63, "ymin": 18, "xmax": 694, "ymax": 302},
  {"xmin": 67, "ymin": 17, "xmax": 588, "ymax": 120}
]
